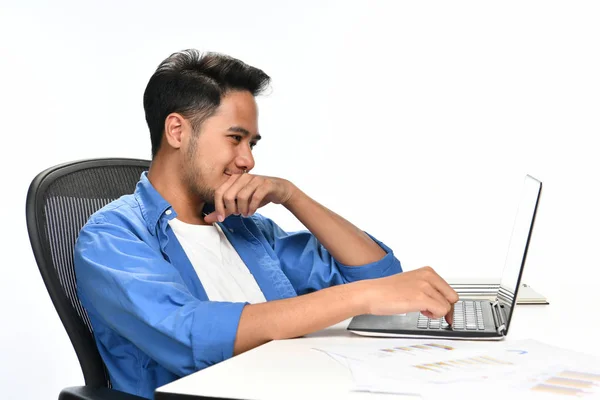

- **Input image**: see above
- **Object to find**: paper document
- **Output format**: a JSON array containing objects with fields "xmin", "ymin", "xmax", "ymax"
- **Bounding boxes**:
[
  {"xmin": 314, "ymin": 339, "xmax": 600, "ymax": 399},
  {"xmin": 318, "ymin": 339, "xmax": 521, "ymax": 384}
]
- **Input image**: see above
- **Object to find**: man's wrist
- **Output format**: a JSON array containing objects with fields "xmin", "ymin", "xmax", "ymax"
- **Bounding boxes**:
[
  {"xmin": 346, "ymin": 279, "xmax": 374, "ymax": 316},
  {"xmin": 282, "ymin": 182, "xmax": 303, "ymax": 210}
]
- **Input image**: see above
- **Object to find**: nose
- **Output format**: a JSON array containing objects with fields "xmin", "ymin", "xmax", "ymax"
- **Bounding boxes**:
[{"xmin": 235, "ymin": 145, "xmax": 255, "ymax": 172}]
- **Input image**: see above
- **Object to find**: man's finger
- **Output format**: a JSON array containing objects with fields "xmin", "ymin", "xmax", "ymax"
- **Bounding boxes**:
[
  {"xmin": 423, "ymin": 267, "xmax": 460, "ymax": 304},
  {"xmin": 445, "ymin": 303, "xmax": 454, "ymax": 326},
  {"xmin": 423, "ymin": 284, "xmax": 452, "ymax": 317},
  {"xmin": 422, "ymin": 297, "xmax": 450, "ymax": 320},
  {"xmin": 236, "ymin": 177, "xmax": 261, "ymax": 216},
  {"xmin": 214, "ymin": 174, "xmax": 241, "ymax": 221},
  {"xmin": 247, "ymin": 184, "xmax": 270, "ymax": 215},
  {"xmin": 222, "ymin": 174, "xmax": 252, "ymax": 216},
  {"xmin": 203, "ymin": 211, "xmax": 220, "ymax": 224}
]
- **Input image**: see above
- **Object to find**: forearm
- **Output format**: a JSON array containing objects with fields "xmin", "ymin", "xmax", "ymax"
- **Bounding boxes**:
[
  {"xmin": 283, "ymin": 187, "xmax": 386, "ymax": 266},
  {"xmin": 233, "ymin": 279, "xmax": 369, "ymax": 355}
]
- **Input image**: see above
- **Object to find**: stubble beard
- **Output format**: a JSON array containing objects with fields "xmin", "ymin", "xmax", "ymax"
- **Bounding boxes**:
[{"xmin": 184, "ymin": 141, "xmax": 215, "ymax": 205}]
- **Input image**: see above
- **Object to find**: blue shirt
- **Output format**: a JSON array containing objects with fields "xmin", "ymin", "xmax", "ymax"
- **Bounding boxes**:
[{"xmin": 74, "ymin": 172, "xmax": 402, "ymax": 399}]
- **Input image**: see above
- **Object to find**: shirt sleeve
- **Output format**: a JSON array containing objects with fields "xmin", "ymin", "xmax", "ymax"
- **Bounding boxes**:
[
  {"xmin": 252, "ymin": 214, "xmax": 402, "ymax": 295},
  {"xmin": 74, "ymin": 216, "xmax": 246, "ymax": 377}
]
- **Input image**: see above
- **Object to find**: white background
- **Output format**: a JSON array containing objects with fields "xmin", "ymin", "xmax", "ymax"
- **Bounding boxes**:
[{"xmin": 1, "ymin": 1, "xmax": 598, "ymax": 399}]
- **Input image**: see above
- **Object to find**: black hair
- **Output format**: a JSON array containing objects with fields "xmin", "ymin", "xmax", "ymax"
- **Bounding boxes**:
[{"xmin": 143, "ymin": 49, "xmax": 271, "ymax": 157}]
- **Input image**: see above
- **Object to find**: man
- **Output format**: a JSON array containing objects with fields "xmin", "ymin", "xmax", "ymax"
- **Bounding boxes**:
[{"xmin": 74, "ymin": 49, "xmax": 458, "ymax": 399}]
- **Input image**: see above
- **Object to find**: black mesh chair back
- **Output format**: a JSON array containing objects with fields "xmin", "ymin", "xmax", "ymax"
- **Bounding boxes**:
[{"xmin": 26, "ymin": 158, "xmax": 150, "ymax": 389}]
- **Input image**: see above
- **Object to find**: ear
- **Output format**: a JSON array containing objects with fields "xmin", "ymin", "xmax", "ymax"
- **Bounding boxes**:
[{"xmin": 163, "ymin": 113, "xmax": 187, "ymax": 150}]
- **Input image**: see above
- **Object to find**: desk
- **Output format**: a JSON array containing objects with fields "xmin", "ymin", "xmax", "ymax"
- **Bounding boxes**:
[{"xmin": 155, "ymin": 303, "xmax": 599, "ymax": 400}]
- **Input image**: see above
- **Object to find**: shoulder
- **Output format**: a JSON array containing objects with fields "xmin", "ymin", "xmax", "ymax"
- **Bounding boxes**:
[
  {"xmin": 86, "ymin": 194, "xmax": 143, "ymax": 226},
  {"xmin": 75, "ymin": 194, "xmax": 163, "ymax": 268},
  {"xmin": 78, "ymin": 194, "xmax": 150, "ymax": 244}
]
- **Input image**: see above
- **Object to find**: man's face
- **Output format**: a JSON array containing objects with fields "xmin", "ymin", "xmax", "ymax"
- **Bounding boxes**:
[{"xmin": 181, "ymin": 90, "xmax": 260, "ymax": 204}]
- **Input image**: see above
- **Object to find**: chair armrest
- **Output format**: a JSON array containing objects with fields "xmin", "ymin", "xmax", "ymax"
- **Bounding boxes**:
[{"xmin": 59, "ymin": 386, "xmax": 148, "ymax": 400}]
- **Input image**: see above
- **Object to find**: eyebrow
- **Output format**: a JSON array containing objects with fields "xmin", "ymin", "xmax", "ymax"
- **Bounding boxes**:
[{"xmin": 227, "ymin": 126, "xmax": 261, "ymax": 142}]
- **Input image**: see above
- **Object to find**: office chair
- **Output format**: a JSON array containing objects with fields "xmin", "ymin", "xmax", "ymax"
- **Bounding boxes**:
[{"xmin": 26, "ymin": 158, "xmax": 151, "ymax": 400}]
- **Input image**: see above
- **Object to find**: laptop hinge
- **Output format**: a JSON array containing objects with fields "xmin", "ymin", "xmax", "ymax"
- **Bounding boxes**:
[{"xmin": 491, "ymin": 301, "xmax": 506, "ymax": 335}]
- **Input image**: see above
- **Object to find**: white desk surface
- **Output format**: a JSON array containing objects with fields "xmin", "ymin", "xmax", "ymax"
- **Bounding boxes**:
[{"xmin": 155, "ymin": 300, "xmax": 600, "ymax": 400}]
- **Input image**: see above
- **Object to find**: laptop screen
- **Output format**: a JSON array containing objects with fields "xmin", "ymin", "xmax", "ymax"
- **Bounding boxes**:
[{"xmin": 496, "ymin": 175, "xmax": 542, "ymax": 333}]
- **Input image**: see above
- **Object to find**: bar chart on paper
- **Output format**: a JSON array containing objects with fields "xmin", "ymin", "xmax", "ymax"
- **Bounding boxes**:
[
  {"xmin": 378, "ymin": 342, "xmax": 457, "ymax": 355},
  {"xmin": 319, "ymin": 340, "xmax": 519, "ymax": 383},
  {"xmin": 322, "ymin": 341, "xmax": 467, "ymax": 363},
  {"xmin": 413, "ymin": 354, "xmax": 513, "ymax": 374},
  {"xmin": 529, "ymin": 370, "xmax": 600, "ymax": 397},
  {"xmin": 373, "ymin": 343, "xmax": 515, "ymax": 379},
  {"xmin": 314, "ymin": 339, "xmax": 600, "ymax": 397}
]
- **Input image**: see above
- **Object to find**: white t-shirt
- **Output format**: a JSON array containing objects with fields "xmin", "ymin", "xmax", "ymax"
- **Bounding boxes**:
[{"xmin": 168, "ymin": 218, "xmax": 267, "ymax": 304}]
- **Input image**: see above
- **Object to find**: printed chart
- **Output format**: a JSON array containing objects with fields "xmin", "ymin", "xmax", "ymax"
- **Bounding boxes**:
[{"xmin": 530, "ymin": 370, "xmax": 600, "ymax": 397}]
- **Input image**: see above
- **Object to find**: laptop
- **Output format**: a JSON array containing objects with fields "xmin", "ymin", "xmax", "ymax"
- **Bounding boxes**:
[{"xmin": 348, "ymin": 175, "xmax": 542, "ymax": 340}]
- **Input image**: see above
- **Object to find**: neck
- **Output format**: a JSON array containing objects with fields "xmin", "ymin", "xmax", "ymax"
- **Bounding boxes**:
[{"xmin": 147, "ymin": 153, "xmax": 209, "ymax": 225}]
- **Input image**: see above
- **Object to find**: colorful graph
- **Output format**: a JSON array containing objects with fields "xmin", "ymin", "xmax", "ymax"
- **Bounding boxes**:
[
  {"xmin": 412, "ymin": 355, "xmax": 513, "ymax": 373},
  {"xmin": 379, "ymin": 343, "xmax": 456, "ymax": 355},
  {"xmin": 530, "ymin": 370, "xmax": 600, "ymax": 397}
]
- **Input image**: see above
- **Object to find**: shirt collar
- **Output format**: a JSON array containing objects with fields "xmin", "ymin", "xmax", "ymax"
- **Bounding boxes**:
[
  {"xmin": 133, "ymin": 172, "xmax": 239, "ymax": 234},
  {"xmin": 134, "ymin": 172, "xmax": 174, "ymax": 234}
]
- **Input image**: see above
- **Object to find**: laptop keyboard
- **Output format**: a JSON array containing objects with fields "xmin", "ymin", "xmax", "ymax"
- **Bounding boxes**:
[{"xmin": 417, "ymin": 300, "xmax": 486, "ymax": 330}]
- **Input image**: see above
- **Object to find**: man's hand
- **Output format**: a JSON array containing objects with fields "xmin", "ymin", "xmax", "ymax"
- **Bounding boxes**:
[
  {"xmin": 360, "ymin": 266, "xmax": 459, "ymax": 325},
  {"xmin": 204, "ymin": 173, "xmax": 297, "ymax": 224},
  {"xmin": 235, "ymin": 265, "xmax": 458, "ymax": 355}
]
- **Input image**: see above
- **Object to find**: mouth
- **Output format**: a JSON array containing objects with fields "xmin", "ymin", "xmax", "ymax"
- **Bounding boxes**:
[{"xmin": 224, "ymin": 170, "xmax": 246, "ymax": 176}]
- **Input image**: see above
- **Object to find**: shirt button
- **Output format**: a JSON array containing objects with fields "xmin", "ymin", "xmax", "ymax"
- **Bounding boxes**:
[
  {"xmin": 229, "ymin": 228, "xmax": 234, "ymax": 233},
  {"xmin": 165, "ymin": 209, "xmax": 172, "ymax": 216}
]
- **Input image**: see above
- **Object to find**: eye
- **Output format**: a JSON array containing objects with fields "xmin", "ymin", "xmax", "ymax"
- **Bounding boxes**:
[
  {"xmin": 250, "ymin": 142, "xmax": 257, "ymax": 149},
  {"xmin": 230, "ymin": 135, "xmax": 243, "ymax": 142}
]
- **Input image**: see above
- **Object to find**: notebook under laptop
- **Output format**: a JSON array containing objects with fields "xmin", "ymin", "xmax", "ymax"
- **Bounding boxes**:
[{"xmin": 348, "ymin": 175, "xmax": 542, "ymax": 340}]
